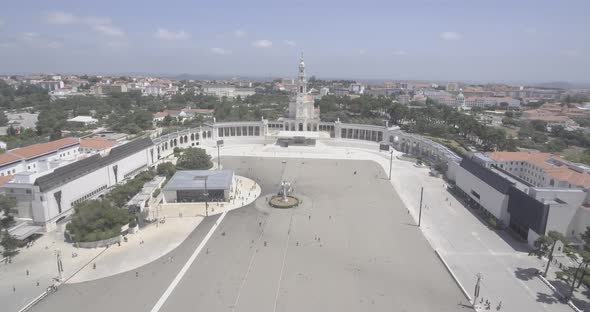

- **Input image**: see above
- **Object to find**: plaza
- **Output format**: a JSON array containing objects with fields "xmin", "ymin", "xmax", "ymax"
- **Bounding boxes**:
[{"xmin": 29, "ymin": 156, "xmax": 466, "ymax": 312}]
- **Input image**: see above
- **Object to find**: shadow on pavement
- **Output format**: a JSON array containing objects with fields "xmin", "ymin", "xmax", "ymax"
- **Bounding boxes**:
[
  {"xmin": 514, "ymin": 267, "xmax": 538, "ymax": 281},
  {"xmin": 536, "ymin": 292, "xmax": 560, "ymax": 304},
  {"xmin": 549, "ymin": 278, "xmax": 590, "ymax": 312}
]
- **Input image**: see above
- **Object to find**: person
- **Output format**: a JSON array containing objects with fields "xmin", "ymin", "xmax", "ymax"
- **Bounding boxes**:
[
  {"xmin": 93, "ymin": 263, "xmax": 96, "ymax": 270},
  {"xmin": 136, "ymin": 271, "xmax": 139, "ymax": 277},
  {"xmin": 26, "ymin": 269, "xmax": 29, "ymax": 276},
  {"xmin": 497, "ymin": 301, "xmax": 502, "ymax": 310}
]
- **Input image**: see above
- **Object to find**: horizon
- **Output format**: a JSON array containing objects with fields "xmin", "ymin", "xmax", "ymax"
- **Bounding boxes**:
[{"xmin": 0, "ymin": 0, "xmax": 589, "ymax": 84}]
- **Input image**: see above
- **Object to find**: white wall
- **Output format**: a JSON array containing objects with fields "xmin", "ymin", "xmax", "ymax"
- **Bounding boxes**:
[
  {"xmin": 530, "ymin": 188, "xmax": 585, "ymax": 237},
  {"xmin": 455, "ymin": 166, "xmax": 510, "ymax": 222}
]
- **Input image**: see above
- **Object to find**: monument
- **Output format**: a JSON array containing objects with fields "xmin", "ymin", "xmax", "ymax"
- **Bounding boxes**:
[{"xmin": 283, "ymin": 53, "xmax": 320, "ymax": 132}]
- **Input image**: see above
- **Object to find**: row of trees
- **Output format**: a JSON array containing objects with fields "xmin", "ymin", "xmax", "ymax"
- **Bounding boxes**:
[{"xmin": 389, "ymin": 103, "xmax": 516, "ymax": 152}]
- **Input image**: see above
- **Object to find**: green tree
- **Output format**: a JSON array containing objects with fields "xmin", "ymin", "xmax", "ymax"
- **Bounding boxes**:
[
  {"xmin": 530, "ymin": 120, "xmax": 547, "ymax": 132},
  {"xmin": 176, "ymin": 147, "xmax": 213, "ymax": 170},
  {"xmin": 157, "ymin": 162, "xmax": 176, "ymax": 179},
  {"xmin": 0, "ymin": 195, "xmax": 17, "ymax": 229},
  {"xmin": 1, "ymin": 229, "xmax": 19, "ymax": 258},
  {"xmin": 532, "ymin": 231, "xmax": 568, "ymax": 277},
  {"xmin": 66, "ymin": 200, "xmax": 133, "ymax": 242},
  {"xmin": 0, "ymin": 111, "xmax": 8, "ymax": 127}
]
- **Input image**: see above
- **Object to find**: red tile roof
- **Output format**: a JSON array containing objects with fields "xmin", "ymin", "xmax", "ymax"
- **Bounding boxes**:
[
  {"xmin": 9, "ymin": 138, "xmax": 79, "ymax": 159},
  {"xmin": 0, "ymin": 153, "xmax": 23, "ymax": 166},
  {"xmin": 488, "ymin": 151, "xmax": 590, "ymax": 188},
  {"xmin": 0, "ymin": 138, "xmax": 80, "ymax": 166},
  {"xmin": 0, "ymin": 175, "xmax": 14, "ymax": 187},
  {"xmin": 80, "ymin": 137, "xmax": 116, "ymax": 150}
]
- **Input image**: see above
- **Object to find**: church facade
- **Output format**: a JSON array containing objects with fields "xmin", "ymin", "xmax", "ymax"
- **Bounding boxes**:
[{"xmin": 283, "ymin": 54, "xmax": 321, "ymax": 131}]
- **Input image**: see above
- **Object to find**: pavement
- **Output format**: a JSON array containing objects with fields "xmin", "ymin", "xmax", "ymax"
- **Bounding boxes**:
[
  {"xmin": 1, "ymin": 175, "xmax": 259, "ymax": 312},
  {"xmin": 6, "ymin": 138, "xmax": 586, "ymax": 312},
  {"xmin": 208, "ymin": 139, "xmax": 577, "ymax": 312},
  {"xmin": 31, "ymin": 157, "xmax": 466, "ymax": 312}
]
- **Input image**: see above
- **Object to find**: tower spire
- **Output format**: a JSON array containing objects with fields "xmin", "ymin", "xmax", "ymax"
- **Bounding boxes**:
[{"xmin": 298, "ymin": 52, "xmax": 306, "ymax": 95}]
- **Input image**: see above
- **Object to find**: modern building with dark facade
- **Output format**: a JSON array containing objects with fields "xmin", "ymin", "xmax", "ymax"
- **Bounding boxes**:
[
  {"xmin": 453, "ymin": 153, "xmax": 589, "ymax": 246},
  {"xmin": 163, "ymin": 170, "xmax": 235, "ymax": 203}
]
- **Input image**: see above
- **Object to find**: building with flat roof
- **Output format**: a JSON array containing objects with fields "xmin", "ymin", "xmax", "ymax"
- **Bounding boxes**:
[
  {"xmin": 163, "ymin": 170, "xmax": 235, "ymax": 203},
  {"xmin": 452, "ymin": 153, "xmax": 590, "ymax": 246}
]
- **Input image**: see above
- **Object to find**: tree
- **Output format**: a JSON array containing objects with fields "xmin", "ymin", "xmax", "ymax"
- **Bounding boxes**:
[
  {"xmin": 157, "ymin": 162, "xmax": 176, "ymax": 179},
  {"xmin": 532, "ymin": 231, "xmax": 568, "ymax": 277},
  {"xmin": 66, "ymin": 200, "xmax": 133, "ymax": 242},
  {"xmin": 0, "ymin": 195, "xmax": 17, "ymax": 229},
  {"xmin": 1, "ymin": 230, "xmax": 19, "ymax": 258},
  {"xmin": 530, "ymin": 120, "xmax": 547, "ymax": 132},
  {"xmin": 176, "ymin": 147, "xmax": 213, "ymax": 170},
  {"xmin": 173, "ymin": 147, "xmax": 182, "ymax": 158},
  {"xmin": 0, "ymin": 111, "xmax": 7, "ymax": 127}
]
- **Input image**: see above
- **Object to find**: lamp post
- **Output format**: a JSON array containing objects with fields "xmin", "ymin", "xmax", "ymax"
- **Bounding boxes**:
[
  {"xmin": 418, "ymin": 186, "xmax": 424, "ymax": 227},
  {"xmin": 203, "ymin": 176, "xmax": 209, "ymax": 217},
  {"xmin": 389, "ymin": 150, "xmax": 393, "ymax": 180},
  {"xmin": 216, "ymin": 140, "xmax": 223, "ymax": 170},
  {"xmin": 473, "ymin": 273, "xmax": 482, "ymax": 307}
]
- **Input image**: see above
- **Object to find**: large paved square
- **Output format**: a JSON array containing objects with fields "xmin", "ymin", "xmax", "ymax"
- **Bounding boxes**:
[{"xmin": 32, "ymin": 157, "xmax": 467, "ymax": 312}]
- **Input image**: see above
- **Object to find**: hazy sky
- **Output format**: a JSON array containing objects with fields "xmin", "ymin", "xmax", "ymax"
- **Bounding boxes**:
[{"xmin": 0, "ymin": 0, "xmax": 589, "ymax": 83}]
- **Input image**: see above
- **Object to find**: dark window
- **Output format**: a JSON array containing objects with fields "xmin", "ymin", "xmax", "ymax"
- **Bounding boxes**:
[{"xmin": 470, "ymin": 190, "xmax": 481, "ymax": 199}]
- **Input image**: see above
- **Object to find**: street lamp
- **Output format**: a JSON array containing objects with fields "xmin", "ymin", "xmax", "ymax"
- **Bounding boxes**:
[
  {"xmin": 389, "ymin": 150, "xmax": 393, "ymax": 180},
  {"xmin": 194, "ymin": 175, "xmax": 209, "ymax": 217},
  {"xmin": 216, "ymin": 140, "xmax": 224, "ymax": 170}
]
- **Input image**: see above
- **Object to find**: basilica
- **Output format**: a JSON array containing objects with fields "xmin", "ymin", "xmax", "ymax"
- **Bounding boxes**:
[{"xmin": 283, "ymin": 54, "xmax": 320, "ymax": 131}]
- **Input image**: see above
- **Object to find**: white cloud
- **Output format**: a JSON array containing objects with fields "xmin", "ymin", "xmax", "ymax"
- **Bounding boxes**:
[
  {"xmin": 93, "ymin": 24, "xmax": 125, "ymax": 37},
  {"xmin": 253, "ymin": 39, "xmax": 272, "ymax": 48},
  {"xmin": 393, "ymin": 50, "xmax": 407, "ymax": 56},
  {"xmin": 234, "ymin": 29, "xmax": 247, "ymax": 38},
  {"xmin": 284, "ymin": 40, "xmax": 296, "ymax": 47},
  {"xmin": 45, "ymin": 11, "xmax": 78, "ymax": 25},
  {"xmin": 43, "ymin": 11, "xmax": 125, "ymax": 37},
  {"xmin": 440, "ymin": 31, "xmax": 461, "ymax": 41},
  {"xmin": 211, "ymin": 47, "xmax": 231, "ymax": 55},
  {"xmin": 155, "ymin": 28, "xmax": 189, "ymax": 40}
]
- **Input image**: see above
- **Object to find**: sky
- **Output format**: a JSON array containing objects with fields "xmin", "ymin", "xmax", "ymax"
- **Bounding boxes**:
[{"xmin": 0, "ymin": 0, "xmax": 589, "ymax": 84}]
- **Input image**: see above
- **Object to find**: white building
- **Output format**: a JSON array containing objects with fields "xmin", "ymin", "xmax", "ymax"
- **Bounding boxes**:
[
  {"xmin": 203, "ymin": 85, "xmax": 255, "ymax": 99},
  {"xmin": 2, "ymin": 138, "xmax": 155, "ymax": 231},
  {"xmin": 37, "ymin": 81, "xmax": 64, "ymax": 91},
  {"xmin": 453, "ymin": 152, "xmax": 590, "ymax": 246},
  {"xmin": 67, "ymin": 116, "xmax": 98, "ymax": 126},
  {"xmin": 0, "ymin": 138, "xmax": 81, "ymax": 178}
]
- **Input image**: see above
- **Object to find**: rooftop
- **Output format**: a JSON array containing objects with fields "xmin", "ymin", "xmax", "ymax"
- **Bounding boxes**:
[
  {"xmin": 80, "ymin": 137, "xmax": 116, "ymax": 150},
  {"xmin": 164, "ymin": 170, "xmax": 234, "ymax": 191},
  {"xmin": 0, "ymin": 138, "xmax": 80, "ymax": 166},
  {"xmin": 488, "ymin": 151, "xmax": 590, "ymax": 188}
]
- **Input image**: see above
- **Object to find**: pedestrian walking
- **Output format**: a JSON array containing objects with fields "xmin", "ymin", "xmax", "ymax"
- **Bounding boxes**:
[
  {"xmin": 136, "ymin": 271, "xmax": 139, "ymax": 278},
  {"xmin": 36, "ymin": 281, "xmax": 39, "ymax": 287},
  {"xmin": 497, "ymin": 301, "xmax": 502, "ymax": 310},
  {"xmin": 13, "ymin": 285, "xmax": 15, "ymax": 292},
  {"xmin": 93, "ymin": 263, "xmax": 96, "ymax": 270},
  {"xmin": 26, "ymin": 269, "xmax": 29, "ymax": 276}
]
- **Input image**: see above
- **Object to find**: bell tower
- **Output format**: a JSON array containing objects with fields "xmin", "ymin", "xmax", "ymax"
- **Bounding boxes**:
[{"xmin": 297, "ymin": 52, "xmax": 306, "ymax": 95}]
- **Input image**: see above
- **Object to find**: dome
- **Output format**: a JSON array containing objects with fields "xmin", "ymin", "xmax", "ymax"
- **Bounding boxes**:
[{"xmin": 457, "ymin": 93, "xmax": 464, "ymax": 100}]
